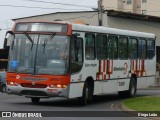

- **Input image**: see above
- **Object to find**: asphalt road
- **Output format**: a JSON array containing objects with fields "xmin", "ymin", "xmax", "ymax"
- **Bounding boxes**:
[{"xmin": 0, "ymin": 89, "xmax": 159, "ymax": 120}]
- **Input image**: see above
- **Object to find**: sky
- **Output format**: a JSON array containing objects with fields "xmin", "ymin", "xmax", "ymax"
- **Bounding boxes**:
[{"xmin": 0, "ymin": 0, "xmax": 98, "ymax": 48}]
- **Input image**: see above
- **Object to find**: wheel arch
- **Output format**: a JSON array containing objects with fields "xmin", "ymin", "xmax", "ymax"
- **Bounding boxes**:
[
  {"xmin": 85, "ymin": 76, "xmax": 94, "ymax": 90},
  {"xmin": 1, "ymin": 83, "xmax": 6, "ymax": 87}
]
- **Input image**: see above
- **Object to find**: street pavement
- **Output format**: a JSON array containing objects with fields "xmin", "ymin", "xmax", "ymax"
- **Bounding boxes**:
[{"xmin": 0, "ymin": 89, "xmax": 159, "ymax": 120}]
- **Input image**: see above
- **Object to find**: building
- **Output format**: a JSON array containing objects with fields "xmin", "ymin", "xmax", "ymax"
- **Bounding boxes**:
[
  {"xmin": 12, "ymin": 10, "xmax": 160, "ymax": 63},
  {"xmin": 102, "ymin": 0, "xmax": 160, "ymax": 16},
  {"xmin": 12, "ymin": 10, "xmax": 160, "ymax": 44}
]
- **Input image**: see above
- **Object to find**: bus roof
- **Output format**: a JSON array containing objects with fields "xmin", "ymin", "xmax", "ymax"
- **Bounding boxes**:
[{"xmin": 72, "ymin": 24, "xmax": 155, "ymax": 39}]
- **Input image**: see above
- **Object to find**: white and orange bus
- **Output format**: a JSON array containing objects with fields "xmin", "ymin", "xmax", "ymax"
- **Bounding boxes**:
[{"xmin": 6, "ymin": 22, "xmax": 156, "ymax": 105}]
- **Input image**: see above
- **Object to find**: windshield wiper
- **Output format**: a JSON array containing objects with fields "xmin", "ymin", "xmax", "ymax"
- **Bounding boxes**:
[
  {"xmin": 42, "ymin": 33, "xmax": 56, "ymax": 53},
  {"xmin": 43, "ymin": 33, "xmax": 56, "ymax": 46},
  {"xmin": 24, "ymin": 32, "xmax": 34, "ymax": 50}
]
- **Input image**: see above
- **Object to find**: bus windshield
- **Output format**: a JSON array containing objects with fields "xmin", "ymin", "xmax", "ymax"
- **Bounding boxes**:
[{"xmin": 8, "ymin": 34, "xmax": 70, "ymax": 75}]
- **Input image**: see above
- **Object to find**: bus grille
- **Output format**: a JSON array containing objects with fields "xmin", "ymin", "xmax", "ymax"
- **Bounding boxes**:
[
  {"xmin": 20, "ymin": 83, "xmax": 47, "ymax": 88},
  {"xmin": 21, "ymin": 77, "xmax": 48, "ymax": 81},
  {"xmin": 21, "ymin": 90, "xmax": 48, "ymax": 96}
]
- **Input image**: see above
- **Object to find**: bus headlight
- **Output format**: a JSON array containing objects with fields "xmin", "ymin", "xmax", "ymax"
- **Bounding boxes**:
[
  {"xmin": 9, "ymin": 82, "xmax": 19, "ymax": 86},
  {"xmin": 10, "ymin": 82, "xmax": 14, "ymax": 85},
  {"xmin": 57, "ymin": 84, "xmax": 62, "ymax": 88}
]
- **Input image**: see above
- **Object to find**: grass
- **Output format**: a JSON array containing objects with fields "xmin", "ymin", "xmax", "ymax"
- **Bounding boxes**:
[{"xmin": 123, "ymin": 96, "xmax": 160, "ymax": 111}]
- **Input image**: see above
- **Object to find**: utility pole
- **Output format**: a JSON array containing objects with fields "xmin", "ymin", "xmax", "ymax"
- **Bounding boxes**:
[{"xmin": 98, "ymin": 0, "xmax": 104, "ymax": 26}]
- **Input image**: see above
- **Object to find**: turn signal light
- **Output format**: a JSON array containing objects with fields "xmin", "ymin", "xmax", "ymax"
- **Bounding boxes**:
[{"xmin": 63, "ymin": 85, "xmax": 67, "ymax": 88}]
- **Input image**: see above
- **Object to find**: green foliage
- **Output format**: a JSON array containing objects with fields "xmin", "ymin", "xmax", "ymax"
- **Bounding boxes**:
[{"xmin": 124, "ymin": 96, "xmax": 160, "ymax": 111}]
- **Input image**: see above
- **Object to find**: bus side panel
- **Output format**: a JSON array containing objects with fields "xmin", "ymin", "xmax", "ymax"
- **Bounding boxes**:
[
  {"xmin": 68, "ymin": 82, "xmax": 84, "ymax": 98},
  {"xmin": 137, "ymin": 57, "xmax": 156, "ymax": 89},
  {"xmin": 69, "ymin": 65, "xmax": 86, "ymax": 98},
  {"xmin": 137, "ymin": 77, "xmax": 147, "ymax": 89},
  {"xmin": 146, "ymin": 76, "xmax": 156, "ymax": 87},
  {"xmin": 146, "ymin": 59, "xmax": 156, "ymax": 76},
  {"xmin": 102, "ymin": 80, "xmax": 118, "ymax": 93},
  {"xmin": 94, "ymin": 80, "xmax": 118, "ymax": 95},
  {"xmin": 146, "ymin": 57, "xmax": 156, "ymax": 87},
  {"xmin": 117, "ymin": 79, "xmax": 130, "ymax": 92},
  {"xmin": 93, "ymin": 81, "xmax": 100, "ymax": 95}
]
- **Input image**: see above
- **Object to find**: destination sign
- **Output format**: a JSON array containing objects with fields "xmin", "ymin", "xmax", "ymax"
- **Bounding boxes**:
[{"xmin": 15, "ymin": 23, "xmax": 68, "ymax": 33}]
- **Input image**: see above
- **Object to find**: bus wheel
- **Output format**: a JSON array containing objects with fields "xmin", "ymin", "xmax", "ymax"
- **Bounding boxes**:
[
  {"xmin": 128, "ymin": 77, "xmax": 137, "ymax": 97},
  {"xmin": 2, "ymin": 85, "xmax": 6, "ymax": 93},
  {"xmin": 118, "ymin": 77, "xmax": 136, "ymax": 98},
  {"xmin": 79, "ymin": 82, "xmax": 90, "ymax": 106},
  {"xmin": 31, "ymin": 97, "xmax": 40, "ymax": 103}
]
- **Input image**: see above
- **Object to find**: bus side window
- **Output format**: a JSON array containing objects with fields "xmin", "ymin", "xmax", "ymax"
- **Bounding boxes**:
[
  {"xmin": 96, "ymin": 34, "xmax": 107, "ymax": 59},
  {"xmin": 70, "ymin": 37, "xmax": 83, "ymax": 73},
  {"xmin": 108, "ymin": 35, "xmax": 118, "ymax": 59},
  {"xmin": 128, "ymin": 38, "xmax": 138, "ymax": 59},
  {"xmin": 138, "ymin": 38, "xmax": 147, "ymax": 59},
  {"xmin": 119, "ymin": 37, "xmax": 128, "ymax": 59},
  {"xmin": 147, "ymin": 39, "xmax": 155, "ymax": 59},
  {"xmin": 85, "ymin": 34, "xmax": 95, "ymax": 60}
]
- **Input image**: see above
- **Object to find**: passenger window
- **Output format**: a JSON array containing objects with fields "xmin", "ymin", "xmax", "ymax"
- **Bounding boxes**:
[
  {"xmin": 85, "ymin": 34, "xmax": 95, "ymax": 60},
  {"xmin": 119, "ymin": 37, "xmax": 128, "ymax": 59},
  {"xmin": 147, "ymin": 39, "xmax": 155, "ymax": 59},
  {"xmin": 96, "ymin": 34, "xmax": 107, "ymax": 59},
  {"xmin": 108, "ymin": 36, "xmax": 118, "ymax": 59},
  {"xmin": 128, "ymin": 38, "xmax": 138, "ymax": 59},
  {"xmin": 139, "ymin": 39, "xmax": 147, "ymax": 59}
]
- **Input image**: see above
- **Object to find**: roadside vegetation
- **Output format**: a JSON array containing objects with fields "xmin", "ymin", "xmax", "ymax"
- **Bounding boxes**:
[{"xmin": 123, "ymin": 96, "xmax": 160, "ymax": 111}]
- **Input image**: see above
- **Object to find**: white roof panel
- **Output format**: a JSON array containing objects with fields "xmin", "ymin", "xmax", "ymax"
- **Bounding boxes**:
[{"xmin": 72, "ymin": 24, "xmax": 155, "ymax": 39}]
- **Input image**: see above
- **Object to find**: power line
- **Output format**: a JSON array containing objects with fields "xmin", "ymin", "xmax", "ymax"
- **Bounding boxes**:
[
  {"xmin": 22, "ymin": 0, "xmax": 96, "ymax": 9},
  {"xmin": 0, "ymin": 4, "xmax": 87, "ymax": 10}
]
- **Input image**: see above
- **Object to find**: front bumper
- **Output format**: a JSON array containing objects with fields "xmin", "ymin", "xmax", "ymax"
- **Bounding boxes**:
[{"xmin": 7, "ymin": 85, "xmax": 69, "ymax": 98}]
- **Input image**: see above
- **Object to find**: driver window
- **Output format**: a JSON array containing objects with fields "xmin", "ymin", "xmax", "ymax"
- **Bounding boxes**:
[{"xmin": 70, "ymin": 36, "xmax": 83, "ymax": 73}]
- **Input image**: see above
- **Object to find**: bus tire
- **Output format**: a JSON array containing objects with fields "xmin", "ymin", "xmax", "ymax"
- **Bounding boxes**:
[
  {"xmin": 2, "ymin": 85, "xmax": 6, "ymax": 93},
  {"xmin": 118, "ymin": 77, "xmax": 137, "ymax": 98},
  {"xmin": 128, "ymin": 77, "xmax": 137, "ymax": 97},
  {"xmin": 31, "ymin": 97, "xmax": 40, "ymax": 103},
  {"xmin": 79, "ymin": 81, "xmax": 93, "ymax": 106}
]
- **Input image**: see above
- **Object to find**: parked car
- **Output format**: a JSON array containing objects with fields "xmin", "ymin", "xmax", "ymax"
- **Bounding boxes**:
[{"xmin": 0, "ymin": 72, "xmax": 6, "ymax": 93}]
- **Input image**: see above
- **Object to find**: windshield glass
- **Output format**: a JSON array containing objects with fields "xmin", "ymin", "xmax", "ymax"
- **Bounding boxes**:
[{"xmin": 8, "ymin": 34, "xmax": 70, "ymax": 75}]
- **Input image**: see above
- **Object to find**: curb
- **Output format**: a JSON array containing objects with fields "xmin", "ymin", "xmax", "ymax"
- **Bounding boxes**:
[{"xmin": 115, "ymin": 102, "xmax": 160, "ymax": 120}]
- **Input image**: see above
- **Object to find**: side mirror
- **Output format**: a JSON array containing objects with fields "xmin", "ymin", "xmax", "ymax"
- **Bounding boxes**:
[
  {"xmin": 4, "ymin": 31, "xmax": 15, "ymax": 49},
  {"xmin": 3, "ymin": 38, "xmax": 8, "ymax": 49}
]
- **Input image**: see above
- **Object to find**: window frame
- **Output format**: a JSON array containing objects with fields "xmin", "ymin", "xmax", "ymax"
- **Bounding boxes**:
[
  {"xmin": 147, "ymin": 39, "xmax": 155, "ymax": 59},
  {"xmin": 127, "ymin": 0, "xmax": 132, "ymax": 4},
  {"xmin": 85, "ymin": 33, "xmax": 96, "ymax": 60},
  {"xmin": 128, "ymin": 37, "xmax": 138, "ymax": 59},
  {"xmin": 96, "ymin": 34, "xmax": 108, "ymax": 60},
  {"xmin": 118, "ymin": 36, "xmax": 128, "ymax": 60},
  {"xmin": 142, "ymin": 0, "xmax": 147, "ymax": 3},
  {"xmin": 107, "ymin": 35, "xmax": 118, "ymax": 60},
  {"xmin": 138, "ymin": 38, "xmax": 147, "ymax": 59}
]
